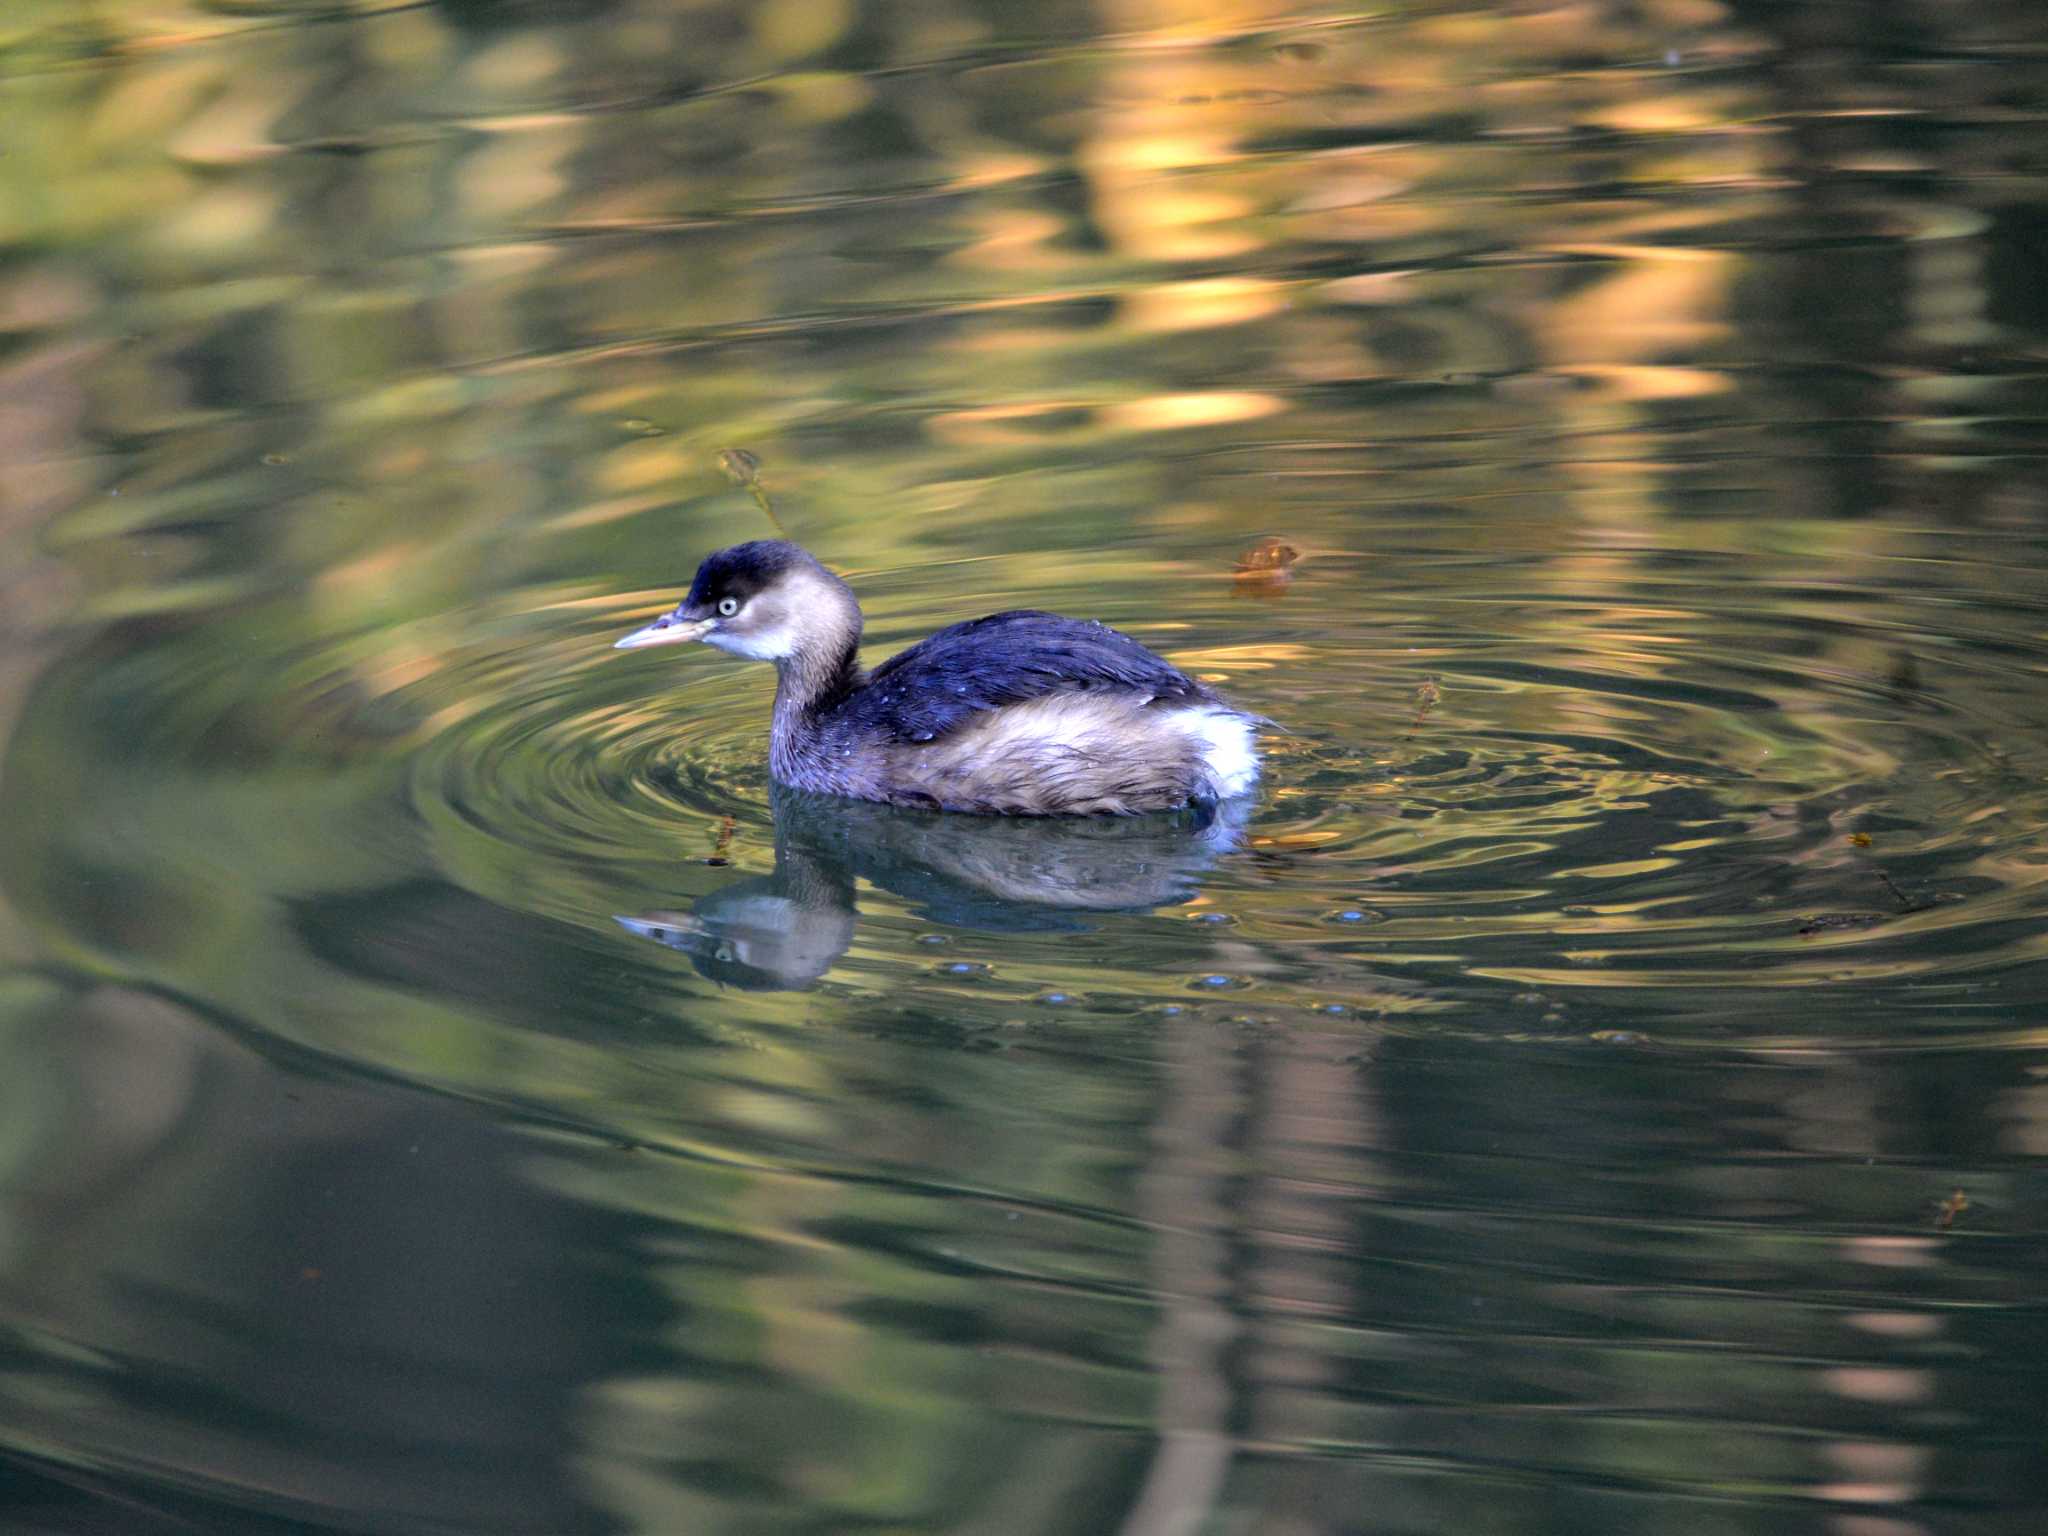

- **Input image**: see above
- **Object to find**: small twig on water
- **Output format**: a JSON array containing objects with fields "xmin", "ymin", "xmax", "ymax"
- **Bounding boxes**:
[
  {"xmin": 1874, "ymin": 868, "xmax": 1934, "ymax": 915},
  {"xmin": 719, "ymin": 447, "xmax": 787, "ymax": 535}
]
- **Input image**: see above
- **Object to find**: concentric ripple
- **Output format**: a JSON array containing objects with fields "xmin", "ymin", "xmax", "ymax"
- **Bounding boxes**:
[
  {"xmin": 409, "ymin": 610, "xmax": 779, "ymax": 914},
  {"xmin": 1222, "ymin": 579, "xmax": 2048, "ymax": 1029},
  {"xmin": 384, "ymin": 555, "xmax": 2048, "ymax": 1042}
]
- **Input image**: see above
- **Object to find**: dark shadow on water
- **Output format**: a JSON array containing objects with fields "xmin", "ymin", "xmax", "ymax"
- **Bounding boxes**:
[
  {"xmin": 292, "ymin": 875, "xmax": 720, "ymax": 1045},
  {"xmin": 619, "ymin": 786, "xmax": 1250, "ymax": 990},
  {"xmin": 0, "ymin": 984, "xmax": 660, "ymax": 1535}
]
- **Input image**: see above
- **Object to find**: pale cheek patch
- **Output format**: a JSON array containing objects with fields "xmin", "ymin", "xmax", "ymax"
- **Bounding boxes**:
[
  {"xmin": 708, "ymin": 569, "xmax": 853, "ymax": 662},
  {"xmin": 707, "ymin": 620, "xmax": 797, "ymax": 660}
]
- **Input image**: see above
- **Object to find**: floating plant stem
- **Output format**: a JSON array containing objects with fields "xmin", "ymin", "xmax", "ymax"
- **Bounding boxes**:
[{"xmin": 719, "ymin": 447, "xmax": 786, "ymax": 535}]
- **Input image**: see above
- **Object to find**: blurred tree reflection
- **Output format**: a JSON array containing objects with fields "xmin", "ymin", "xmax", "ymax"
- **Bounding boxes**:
[{"xmin": 5, "ymin": 0, "xmax": 2048, "ymax": 1531}]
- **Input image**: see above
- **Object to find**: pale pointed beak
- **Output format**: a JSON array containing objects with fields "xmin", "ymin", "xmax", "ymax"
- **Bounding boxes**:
[{"xmin": 613, "ymin": 611, "xmax": 715, "ymax": 650}]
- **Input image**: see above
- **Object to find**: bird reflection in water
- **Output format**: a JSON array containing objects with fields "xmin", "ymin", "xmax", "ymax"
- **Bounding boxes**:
[{"xmin": 618, "ymin": 786, "xmax": 1249, "ymax": 990}]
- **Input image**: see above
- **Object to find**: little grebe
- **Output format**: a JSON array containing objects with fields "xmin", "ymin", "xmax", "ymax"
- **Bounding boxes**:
[{"xmin": 613, "ymin": 541, "xmax": 1260, "ymax": 815}]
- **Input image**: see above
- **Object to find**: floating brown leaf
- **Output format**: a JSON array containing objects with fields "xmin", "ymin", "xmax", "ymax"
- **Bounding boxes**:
[{"xmin": 1234, "ymin": 536, "xmax": 1299, "ymax": 599}]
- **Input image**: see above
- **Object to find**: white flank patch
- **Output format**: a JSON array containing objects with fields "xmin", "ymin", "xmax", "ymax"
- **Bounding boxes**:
[{"xmin": 1181, "ymin": 707, "xmax": 1260, "ymax": 798}]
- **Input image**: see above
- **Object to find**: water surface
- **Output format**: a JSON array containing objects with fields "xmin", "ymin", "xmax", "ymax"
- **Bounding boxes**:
[{"xmin": 4, "ymin": 1, "xmax": 2048, "ymax": 1531}]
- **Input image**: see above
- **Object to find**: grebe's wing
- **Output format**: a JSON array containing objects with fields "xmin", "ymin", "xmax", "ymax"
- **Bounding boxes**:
[{"xmin": 855, "ymin": 611, "xmax": 1211, "ymax": 744}]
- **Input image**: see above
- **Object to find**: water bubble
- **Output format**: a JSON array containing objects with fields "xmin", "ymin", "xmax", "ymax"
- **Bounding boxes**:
[{"xmin": 1325, "ymin": 907, "xmax": 1386, "ymax": 926}]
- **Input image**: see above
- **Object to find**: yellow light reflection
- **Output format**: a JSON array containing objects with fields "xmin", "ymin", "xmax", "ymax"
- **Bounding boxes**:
[
  {"xmin": 1123, "ymin": 276, "xmax": 1290, "ymax": 333},
  {"xmin": 1101, "ymin": 390, "xmax": 1285, "ymax": 432}
]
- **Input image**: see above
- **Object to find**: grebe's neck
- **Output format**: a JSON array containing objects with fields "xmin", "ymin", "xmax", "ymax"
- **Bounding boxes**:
[
  {"xmin": 772, "ymin": 635, "xmax": 862, "ymax": 722},
  {"xmin": 767, "ymin": 579, "xmax": 864, "ymax": 776}
]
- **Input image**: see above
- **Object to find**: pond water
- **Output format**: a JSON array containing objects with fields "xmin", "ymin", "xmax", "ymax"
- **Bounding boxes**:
[{"xmin": 5, "ymin": 1, "xmax": 2048, "ymax": 1531}]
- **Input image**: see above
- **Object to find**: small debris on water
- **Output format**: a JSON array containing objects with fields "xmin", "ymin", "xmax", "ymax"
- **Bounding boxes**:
[
  {"xmin": 703, "ymin": 814, "xmax": 735, "ymax": 866},
  {"xmin": 1799, "ymin": 912, "xmax": 1888, "ymax": 935},
  {"xmin": 718, "ymin": 447, "xmax": 787, "ymax": 534},
  {"xmin": 1873, "ymin": 868, "xmax": 1935, "ymax": 914},
  {"xmin": 1409, "ymin": 675, "xmax": 1442, "ymax": 731},
  {"xmin": 1233, "ymin": 536, "xmax": 1300, "ymax": 599},
  {"xmin": 718, "ymin": 447, "xmax": 761, "ymax": 486}
]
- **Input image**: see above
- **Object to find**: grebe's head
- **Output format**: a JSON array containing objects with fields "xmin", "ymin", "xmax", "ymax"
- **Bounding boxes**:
[{"xmin": 613, "ymin": 540, "xmax": 859, "ymax": 663}]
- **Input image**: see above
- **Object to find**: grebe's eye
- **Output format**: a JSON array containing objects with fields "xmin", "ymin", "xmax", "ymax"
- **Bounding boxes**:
[{"xmin": 716, "ymin": 597, "xmax": 739, "ymax": 617}]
